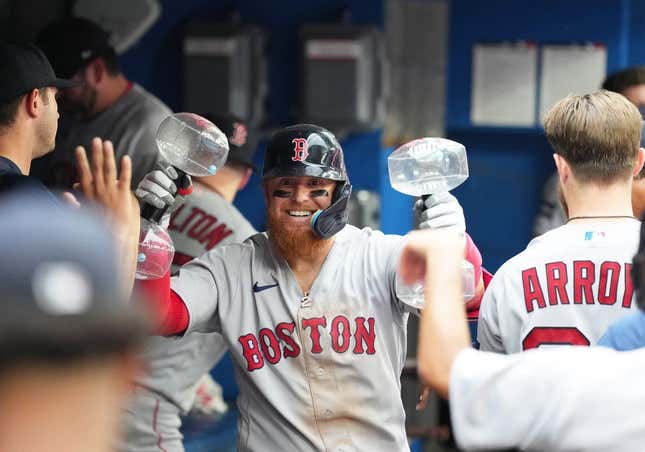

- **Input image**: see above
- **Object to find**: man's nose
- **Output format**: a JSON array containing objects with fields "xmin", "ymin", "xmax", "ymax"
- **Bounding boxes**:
[{"xmin": 292, "ymin": 186, "xmax": 310, "ymax": 203}]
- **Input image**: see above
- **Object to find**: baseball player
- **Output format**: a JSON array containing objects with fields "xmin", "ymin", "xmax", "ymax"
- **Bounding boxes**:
[
  {"xmin": 400, "ymin": 227, "xmax": 645, "ymax": 452},
  {"xmin": 533, "ymin": 66, "xmax": 645, "ymax": 237},
  {"xmin": 120, "ymin": 116, "xmax": 257, "ymax": 452},
  {"xmin": 479, "ymin": 90, "xmax": 644, "ymax": 353},
  {"xmin": 134, "ymin": 124, "xmax": 484, "ymax": 451}
]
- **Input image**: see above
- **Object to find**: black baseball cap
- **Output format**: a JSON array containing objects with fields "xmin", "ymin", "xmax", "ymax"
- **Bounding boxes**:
[
  {"xmin": 0, "ymin": 42, "xmax": 78, "ymax": 102},
  {"xmin": 205, "ymin": 114, "xmax": 258, "ymax": 169},
  {"xmin": 36, "ymin": 17, "xmax": 113, "ymax": 79},
  {"xmin": 0, "ymin": 189, "xmax": 149, "ymax": 365}
]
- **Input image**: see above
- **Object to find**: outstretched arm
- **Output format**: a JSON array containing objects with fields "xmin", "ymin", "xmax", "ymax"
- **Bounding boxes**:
[{"xmin": 398, "ymin": 229, "xmax": 471, "ymax": 397}]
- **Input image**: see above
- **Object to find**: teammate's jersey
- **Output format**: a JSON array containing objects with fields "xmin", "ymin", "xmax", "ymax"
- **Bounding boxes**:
[
  {"xmin": 478, "ymin": 220, "xmax": 640, "ymax": 353},
  {"xmin": 134, "ymin": 184, "xmax": 256, "ymax": 412},
  {"xmin": 171, "ymin": 225, "xmax": 410, "ymax": 452},
  {"xmin": 450, "ymin": 347, "xmax": 645, "ymax": 452}
]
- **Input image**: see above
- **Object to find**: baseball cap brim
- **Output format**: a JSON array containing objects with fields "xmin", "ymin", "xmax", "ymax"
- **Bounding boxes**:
[
  {"xmin": 0, "ymin": 303, "xmax": 151, "ymax": 365},
  {"xmin": 50, "ymin": 77, "xmax": 83, "ymax": 89}
]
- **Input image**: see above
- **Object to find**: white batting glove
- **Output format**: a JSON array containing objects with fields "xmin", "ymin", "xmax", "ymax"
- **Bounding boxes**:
[
  {"xmin": 415, "ymin": 192, "xmax": 466, "ymax": 233},
  {"xmin": 135, "ymin": 163, "xmax": 191, "ymax": 211}
]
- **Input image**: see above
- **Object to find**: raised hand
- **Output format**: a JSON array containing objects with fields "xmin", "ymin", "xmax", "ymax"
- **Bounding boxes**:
[{"xmin": 75, "ymin": 137, "xmax": 140, "ymax": 296}]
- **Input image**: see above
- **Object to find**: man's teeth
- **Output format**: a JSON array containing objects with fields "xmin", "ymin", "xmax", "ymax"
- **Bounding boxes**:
[{"xmin": 289, "ymin": 211, "xmax": 311, "ymax": 217}]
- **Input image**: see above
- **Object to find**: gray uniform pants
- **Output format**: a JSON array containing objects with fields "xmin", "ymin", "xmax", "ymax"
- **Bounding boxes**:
[{"xmin": 119, "ymin": 392, "xmax": 184, "ymax": 452}]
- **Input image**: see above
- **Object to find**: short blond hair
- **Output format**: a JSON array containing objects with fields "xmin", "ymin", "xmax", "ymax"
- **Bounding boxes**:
[{"xmin": 544, "ymin": 89, "xmax": 642, "ymax": 183}]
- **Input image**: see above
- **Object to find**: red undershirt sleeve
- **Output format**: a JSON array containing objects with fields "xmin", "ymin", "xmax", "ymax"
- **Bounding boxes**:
[{"xmin": 135, "ymin": 273, "xmax": 190, "ymax": 335}]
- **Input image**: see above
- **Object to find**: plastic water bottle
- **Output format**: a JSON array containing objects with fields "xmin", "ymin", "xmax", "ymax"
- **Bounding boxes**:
[
  {"xmin": 388, "ymin": 137, "xmax": 468, "ymax": 196},
  {"xmin": 388, "ymin": 137, "xmax": 474, "ymax": 307},
  {"xmin": 136, "ymin": 218, "xmax": 175, "ymax": 280},
  {"xmin": 156, "ymin": 112, "xmax": 229, "ymax": 177},
  {"xmin": 395, "ymin": 259, "xmax": 475, "ymax": 309},
  {"xmin": 136, "ymin": 113, "xmax": 229, "ymax": 280}
]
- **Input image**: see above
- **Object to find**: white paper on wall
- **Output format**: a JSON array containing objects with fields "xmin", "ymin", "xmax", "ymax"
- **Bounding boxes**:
[
  {"xmin": 471, "ymin": 42, "xmax": 538, "ymax": 127},
  {"xmin": 539, "ymin": 44, "xmax": 607, "ymax": 120}
]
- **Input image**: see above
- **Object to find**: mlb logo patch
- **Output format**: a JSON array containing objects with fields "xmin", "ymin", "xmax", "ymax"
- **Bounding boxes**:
[{"xmin": 584, "ymin": 231, "xmax": 606, "ymax": 241}]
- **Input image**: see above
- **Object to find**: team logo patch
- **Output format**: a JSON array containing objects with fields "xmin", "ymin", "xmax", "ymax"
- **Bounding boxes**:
[{"xmin": 291, "ymin": 138, "xmax": 308, "ymax": 162}]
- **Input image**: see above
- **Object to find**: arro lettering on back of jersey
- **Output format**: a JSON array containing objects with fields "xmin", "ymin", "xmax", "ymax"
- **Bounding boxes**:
[
  {"xmin": 237, "ymin": 316, "xmax": 377, "ymax": 371},
  {"xmin": 522, "ymin": 261, "xmax": 634, "ymax": 313}
]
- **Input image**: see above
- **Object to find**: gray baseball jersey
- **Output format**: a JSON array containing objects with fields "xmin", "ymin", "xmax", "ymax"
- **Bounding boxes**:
[
  {"xmin": 32, "ymin": 83, "xmax": 171, "ymax": 189},
  {"xmin": 450, "ymin": 347, "xmax": 645, "ymax": 451},
  {"xmin": 479, "ymin": 221, "xmax": 640, "ymax": 353},
  {"xmin": 120, "ymin": 184, "xmax": 255, "ymax": 452},
  {"xmin": 171, "ymin": 224, "xmax": 411, "ymax": 452}
]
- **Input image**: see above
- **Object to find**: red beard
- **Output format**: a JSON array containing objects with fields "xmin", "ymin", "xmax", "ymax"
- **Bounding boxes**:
[{"xmin": 267, "ymin": 212, "xmax": 330, "ymax": 261}]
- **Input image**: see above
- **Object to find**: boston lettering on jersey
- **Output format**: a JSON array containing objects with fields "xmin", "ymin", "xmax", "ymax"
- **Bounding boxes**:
[
  {"xmin": 169, "ymin": 205, "xmax": 233, "ymax": 250},
  {"xmin": 238, "ymin": 315, "xmax": 376, "ymax": 371},
  {"xmin": 522, "ymin": 260, "xmax": 633, "ymax": 313}
]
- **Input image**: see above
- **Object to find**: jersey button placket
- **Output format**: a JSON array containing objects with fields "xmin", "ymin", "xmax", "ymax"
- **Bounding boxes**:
[{"xmin": 296, "ymin": 292, "xmax": 334, "ymax": 448}]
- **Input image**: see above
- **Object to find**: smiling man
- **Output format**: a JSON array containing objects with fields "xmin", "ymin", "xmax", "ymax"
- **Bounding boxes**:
[{"xmin": 134, "ymin": 124, "xmax": 484, "ymax": 451}]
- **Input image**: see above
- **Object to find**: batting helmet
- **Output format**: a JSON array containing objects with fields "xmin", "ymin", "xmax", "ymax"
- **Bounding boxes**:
[{"xmin": 262, "ymin": 124, "xmax": 352, "ymax": 238}]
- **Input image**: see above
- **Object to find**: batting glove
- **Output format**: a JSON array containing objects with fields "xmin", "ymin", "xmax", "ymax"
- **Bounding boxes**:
[
  {"xmin": 135, "ymin": 163, "xmax": 192, "ymax": 211},
  {"xmin": 415, "ymin": 192, "xmax": 466, "ymax": 233}
]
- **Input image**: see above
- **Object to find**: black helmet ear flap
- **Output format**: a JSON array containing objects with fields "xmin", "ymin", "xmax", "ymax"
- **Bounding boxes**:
[{"xmin": 310, "ymin": 183, "xmax": 352, "ymax": 239}]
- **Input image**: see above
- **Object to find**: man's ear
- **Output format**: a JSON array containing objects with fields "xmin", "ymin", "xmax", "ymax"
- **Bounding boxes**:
[
  {"xmin": 634, "ymin": 147, "xmax": 645, "ymax": 177},
  {"xmin": 553, "ymin": 153, "xmax": 570, "ymax": 185},
  {"xmin": 24, "ymin": 89, "xmax": 40, "ymax": 118},
  {"xmin": 86, "ymin": 58, "xmax": 105, "ymax": 85}
]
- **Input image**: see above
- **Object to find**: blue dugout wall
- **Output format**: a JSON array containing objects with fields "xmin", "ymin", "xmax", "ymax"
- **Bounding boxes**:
[
  {"xmin": 120, "ymin": 0, "xmax": 645, "ymax": 274},
  {"xmin": 447, "ymin": 0, "xmax": 645, "ymax": 271}
]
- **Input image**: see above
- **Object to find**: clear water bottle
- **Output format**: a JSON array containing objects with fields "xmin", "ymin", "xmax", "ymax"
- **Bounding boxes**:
[
  {"xmin": 388, "ymin": 137, "xmax": 468, "ymax": 196},
  {"xmin": 156, "ymin": 112, "xmax": 229, "ymax": 177},
  {"xmin": 136, "ymin": 218, "xmax": 175, "ymax": 280},
  {"xmin": 395, "ymin": 259, "xmax": 475, "ymax": 309},
  {"xmin": 388, "ymin": 137, "xmax": 474, "ymax": 308},
  {"xmin": 136, "ymin": 113, "xmax": 229, "ymax": 280}
]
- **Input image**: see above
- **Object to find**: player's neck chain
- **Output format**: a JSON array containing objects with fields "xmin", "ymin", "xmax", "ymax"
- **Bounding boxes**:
[{"xmin": 566, "ymin": 215, "xmax": 638, "ymax": 223}]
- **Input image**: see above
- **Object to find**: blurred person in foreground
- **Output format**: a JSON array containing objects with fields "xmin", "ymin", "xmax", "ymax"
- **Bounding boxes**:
[
  {"xmin": 0, "ymin": 186, "xmax": 149, "ymax": 452},
  {"xmin": 400, "ymin": 227, "xmax": 645, "ymax": 452}
]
